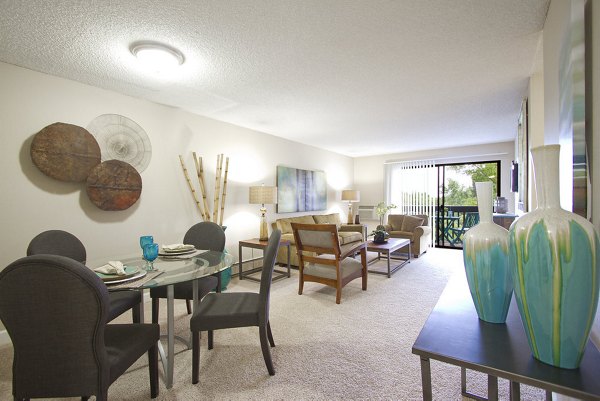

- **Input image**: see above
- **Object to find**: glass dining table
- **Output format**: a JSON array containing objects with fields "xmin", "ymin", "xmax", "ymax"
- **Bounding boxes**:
[{"xmin": 94, "ymin": 250, "xmax": 234, "ymax": 389}]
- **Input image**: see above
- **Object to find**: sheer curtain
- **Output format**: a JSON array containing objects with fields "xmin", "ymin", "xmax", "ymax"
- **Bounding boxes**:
[{"xmin": 384, "ymin": 160, "xmax": 437, "ymax": 242}]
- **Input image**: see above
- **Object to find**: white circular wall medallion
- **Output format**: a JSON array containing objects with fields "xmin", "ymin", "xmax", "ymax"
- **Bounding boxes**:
[{"xmin": 87, "ymin": 114, "xmax": 152, "ymax": 173}]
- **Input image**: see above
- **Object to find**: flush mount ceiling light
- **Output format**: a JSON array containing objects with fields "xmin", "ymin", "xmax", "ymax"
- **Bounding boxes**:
[{"xmin": 130, "ymin": 41, "xmax": 184, "ymax": 72}]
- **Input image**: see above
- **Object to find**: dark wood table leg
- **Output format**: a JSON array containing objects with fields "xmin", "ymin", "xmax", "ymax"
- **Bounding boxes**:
[
  {"xmin": 420, "ymin": 357, "xmax": 432, "ymax": 401},
  {"xmin": 509, "ymin": 381, "xmax": 521, "ymax": 401},
  {"xmin": 286, "ymin": 244, "xmax": 291, "ymax": 277},
  {"xmin": 238, "ymin": 242, "xmax": 243, "ymax": 279},
  {"xmin": 488, "ymin": 375, "xmax": 498, "ymax": 401}
]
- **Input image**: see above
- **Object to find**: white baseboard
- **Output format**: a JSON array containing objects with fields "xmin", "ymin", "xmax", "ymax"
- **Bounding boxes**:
[{"xmin": 0, "ymin": 329, "xmax": 11, "ymax": 347}]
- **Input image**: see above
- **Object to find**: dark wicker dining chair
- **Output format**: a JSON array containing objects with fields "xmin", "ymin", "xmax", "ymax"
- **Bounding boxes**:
[
  {"xmin": 0, "ymin": 254, "xmax": 160, "ymax": 401},
  {"xmin": 150, "ymin": 221, "xmax": 225, "ymax": 323},
  {"xmin": 26, "ymin": 229, "xmax": 143, "ymax": 323},
  {"xmin": 190, "ymin": 229, "xmax": 281, "ymax": 384}
]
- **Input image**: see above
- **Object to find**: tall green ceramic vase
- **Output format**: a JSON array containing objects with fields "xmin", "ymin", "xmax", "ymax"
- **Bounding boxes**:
[
  {"xmin": 463, "ymin": 181, "xmax": 512, "ymax": 323},
  {"xmin": 508, "ymin": 144, "xmax": 600, "ymax": 369}
]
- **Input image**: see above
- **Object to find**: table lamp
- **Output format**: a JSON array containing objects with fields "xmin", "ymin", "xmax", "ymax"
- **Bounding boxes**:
[
  {"xmin": 341, "ymin": 189, "xmax": 360, "ymax": 224},
  {"xmin": 249, "ymin": 185, "xmax": 278, "ymax": 241}
]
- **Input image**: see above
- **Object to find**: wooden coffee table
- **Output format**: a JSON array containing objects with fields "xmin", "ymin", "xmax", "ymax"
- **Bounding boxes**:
[{"xmin": 366, "ymin": 238, "xmax": 411, "ymax": 278}]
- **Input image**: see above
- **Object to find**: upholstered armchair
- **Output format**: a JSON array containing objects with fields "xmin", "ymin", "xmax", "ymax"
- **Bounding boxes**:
[{"xmin": 384, "ymin": 214, "xmax": 431, "ymax": 257}]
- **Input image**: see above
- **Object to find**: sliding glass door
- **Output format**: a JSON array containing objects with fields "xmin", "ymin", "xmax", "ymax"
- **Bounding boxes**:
[{"xmin": 436, "ymin": 161, "xmax": 500, "ymax": 248}]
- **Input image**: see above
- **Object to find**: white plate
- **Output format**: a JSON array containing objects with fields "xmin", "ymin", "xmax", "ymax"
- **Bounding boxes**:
[
  {"xmin": 104, "ymin": 269, "xmax": 147, "ymax": 284},
  {"xmin": 159, "ymin": 247, "xmax": 197, "ymax": 256}
]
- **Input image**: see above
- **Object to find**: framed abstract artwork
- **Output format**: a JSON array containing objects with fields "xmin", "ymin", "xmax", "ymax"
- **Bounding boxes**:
[{"xmin": 276, "ymin": 166, "xmax": 327, "ymax": 213}]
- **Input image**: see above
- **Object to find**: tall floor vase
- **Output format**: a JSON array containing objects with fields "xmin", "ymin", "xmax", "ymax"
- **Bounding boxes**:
[
  {"xmin": 508, "ymin": 144, "xmax": 600, "ymax": 369},
  {"xmin": 463, "ymin": 181, "xmax": 512, "ymax": 323}
]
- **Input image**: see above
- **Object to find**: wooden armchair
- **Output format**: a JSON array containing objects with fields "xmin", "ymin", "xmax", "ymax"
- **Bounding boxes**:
[{"xmin": 291, "ymin": 223, "xmax": 367, "ymax": 304}]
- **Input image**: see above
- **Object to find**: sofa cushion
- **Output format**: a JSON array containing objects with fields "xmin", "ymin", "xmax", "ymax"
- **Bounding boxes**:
[
  {"xmin": 281, "ymin": 233, "xmax": 295, "ymax": 243},
  {"xmin": 388, "ymin": 231, "xmax": 414, "ymax": 242},
  {"xmin": 338, "ymin": 231, "xmax": 362, "ymax": 245},
  {"xmin": 277, "ymin": 215, "xmax": 316, "ymax": 234},
  {"xmin": 387, "ymin": 215, "xmax": 405, "ymax": 231},
  {"xmin": 313, "ymin": 213, "xmax": 342, "ymax": 226},
  {"xmin": 401, "ymin": 215, "xmax": 424, "ymax": 232}
]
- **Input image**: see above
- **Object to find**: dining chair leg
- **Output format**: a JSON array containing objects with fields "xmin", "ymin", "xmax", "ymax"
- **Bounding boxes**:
[
  {"xmin": 151, "ymin": 298, "xmax": 159, "ymax": 324},
  {"xmin": 96, "ymin": 388, "xmax": 108, "ymax": 401},
  {"xmin": 267, "ymin": 321, "xmax": 275, "ymax": 347},
  {"xmin": 132, "ymin": 302, "xmax": 141, "ymax": 323},
  {"xmin": 259, "ymin": 325, "xmax": 275, "ymax": 375},
  {"xmin": 208, "ymin": 330, "xmax": 214, "ymax": 350},
  {"xmin": 185, "ymin": 299, "xmax": 192, "ymax": 315},
  {"xmin": 192, "ymin": 331, "xmax": 200, "ymax": 384},
  {"xmin": 148, "ymin": 341, "xmax": 159, "ymax": 398}
]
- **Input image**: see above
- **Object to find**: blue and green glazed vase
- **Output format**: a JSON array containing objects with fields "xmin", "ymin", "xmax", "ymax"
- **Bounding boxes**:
[
  {"xmin": 463, "ymin": 181, "xmax": 512, "ymax": 323},
  {"xmin": 509, "ymin": 144, "xmax": 600, "ymax": 369}
]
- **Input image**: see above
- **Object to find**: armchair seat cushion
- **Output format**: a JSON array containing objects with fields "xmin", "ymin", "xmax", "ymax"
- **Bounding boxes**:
[
  {"xmin": 304, "ymin": 255, "xmax": 363, "ymax": 280},
  {"xmin": 387, "ymin": 230, "xmax": 414, "ymax": 241}
]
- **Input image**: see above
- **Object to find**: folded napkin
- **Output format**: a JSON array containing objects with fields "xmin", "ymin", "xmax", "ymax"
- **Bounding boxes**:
[
  {"xmin": 162, "ymin": 243, "xmax": 195, "ymax": 252},
  {"xmin": 94, "ymin": 261, "xmax": 127, "ymax": 275}
]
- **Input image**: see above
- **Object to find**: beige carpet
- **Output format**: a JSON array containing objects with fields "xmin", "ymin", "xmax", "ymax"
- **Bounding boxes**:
[{"xmin": 0, "ymin": 248, "xmax": 546, "ymax": 400}]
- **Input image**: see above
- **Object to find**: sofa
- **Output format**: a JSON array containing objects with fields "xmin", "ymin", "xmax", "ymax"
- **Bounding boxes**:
[
  {"xmin": 271, "ymin": 213, "xmax": 366, "ymax": 267},
  {"xmin": 384, "ymin": 214, "xmax": 431, "ymax": 257}
]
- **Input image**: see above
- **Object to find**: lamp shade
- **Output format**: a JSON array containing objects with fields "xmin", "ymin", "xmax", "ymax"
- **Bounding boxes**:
[
  {"xmin": 249, "ymin": 186, "xmax": 277, "ymax": 205},
  {"xmin": 341, "ymin": 190, "xmax": 360, "ymax": 202}
]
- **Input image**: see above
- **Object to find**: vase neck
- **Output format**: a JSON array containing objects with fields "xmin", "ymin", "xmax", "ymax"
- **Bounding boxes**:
[
  {"xmin": 475, "ymin": 181, "xmax": 493, "ymax": 222},
  {"xmin": 531, "ymin": 145, "xmax": 561, "ymax": 209}
]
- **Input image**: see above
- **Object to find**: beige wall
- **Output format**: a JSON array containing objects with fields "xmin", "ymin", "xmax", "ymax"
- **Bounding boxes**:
[
  {"xmin": 354, "ymin": 141, "xmax": 516, "ymax": 208},
  {"xmin": 0, "ymin": 62, "xmax": 353, "ymax": 337}
]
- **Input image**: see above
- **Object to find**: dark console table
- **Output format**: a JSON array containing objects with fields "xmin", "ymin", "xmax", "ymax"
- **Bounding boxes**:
[{"xmin": 412, "ymin": 273, "xmax": 600, "ymax": 401}]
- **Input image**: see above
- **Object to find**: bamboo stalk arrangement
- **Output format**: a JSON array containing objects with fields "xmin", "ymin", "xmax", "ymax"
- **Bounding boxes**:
[{"xmin": 179, "ymin": 153, "xmax": 230, "ymax": 223}]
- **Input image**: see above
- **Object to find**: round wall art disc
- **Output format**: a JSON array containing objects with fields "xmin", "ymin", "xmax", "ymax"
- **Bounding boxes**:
[
  {"xmin": 30, "ymin": 122, "xmax": 101, "ymax": 182},
  {"xmin": 86, "ymin": 160, "xmax": 142, "ymax": 211},
  {"xmin": 87, "ymin": 114, "xmax": 151, "ymax": 173}
]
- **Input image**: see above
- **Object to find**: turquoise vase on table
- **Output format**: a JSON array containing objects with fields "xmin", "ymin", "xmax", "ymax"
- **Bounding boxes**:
[
  {"xmin": 508, "ymin": 144, "xmax": 600, "ymax": 369},
  {"xmin": 463, "ymin": 181, "xmax": 512, "ymax": 323}
]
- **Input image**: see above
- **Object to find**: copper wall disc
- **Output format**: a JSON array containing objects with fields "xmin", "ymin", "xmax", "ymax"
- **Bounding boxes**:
[
  {"xmin": 30, "ymin": 122, "xmax": 101, "ymax": 182},
  {"xmin": 86, "ymin": 160, "xmax": 142, "ymax": 211}
]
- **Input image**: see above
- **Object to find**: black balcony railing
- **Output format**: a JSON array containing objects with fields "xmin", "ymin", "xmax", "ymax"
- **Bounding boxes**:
[{"xmin": 434, "ymin": 206, "xmax": 478, "ymax": 249}]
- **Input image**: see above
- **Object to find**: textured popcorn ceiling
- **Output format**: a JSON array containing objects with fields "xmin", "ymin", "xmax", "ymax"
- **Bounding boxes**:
[{"xmin": 0, "ymin": 0, "xmax": 549, "ymax": 157}]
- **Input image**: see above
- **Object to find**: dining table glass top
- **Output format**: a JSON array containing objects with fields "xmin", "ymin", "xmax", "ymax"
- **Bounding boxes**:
[{"xmin": 94, "ymin": 250, "xmax": 234, "ymax": 289}]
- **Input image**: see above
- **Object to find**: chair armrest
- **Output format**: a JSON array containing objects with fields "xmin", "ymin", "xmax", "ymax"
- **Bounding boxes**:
[
  {"xmin": 384, "ymin": 224, "xmax": 392, "ymax": 232},
  {"xmin": 339, "ymin": 224, "xmax": 367, "ymax": 240},
  {"xmin": 414, "ymin": 225, "xmax": 432, "ymax": 237},
  {"xmin": 340, "ymin": 241, "xmax": 366, "ymax": 259}
]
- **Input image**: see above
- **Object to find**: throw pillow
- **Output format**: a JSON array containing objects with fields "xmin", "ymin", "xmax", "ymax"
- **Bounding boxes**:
[
  {"xmin": 277, "ymin": 218, "xmax": 294, "ymax": 234},
  {"xmin": 401, "ymin": 215, "xmax": 425, "ymax": 232},
  {"xmin": 387, "ymin": 215, "xmax": 404, "ymax": 231},
  {"xmin": 314, "ymin": 213, "xmax": 341, "ymax": 227}
]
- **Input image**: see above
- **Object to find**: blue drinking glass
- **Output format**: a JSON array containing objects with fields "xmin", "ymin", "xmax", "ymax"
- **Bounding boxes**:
[
  {"xmin": 143, "ymin": 243, "xmax": 159, "ymax": 271},
  {"xmin": 140, "ymin": 235, "xmax": 153, "ymax": 257}
]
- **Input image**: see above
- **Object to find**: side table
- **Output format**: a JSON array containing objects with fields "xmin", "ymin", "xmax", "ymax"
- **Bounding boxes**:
[{"xmin": 238, "ymin": 238, "xmax": 291, "ymax": 282}]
